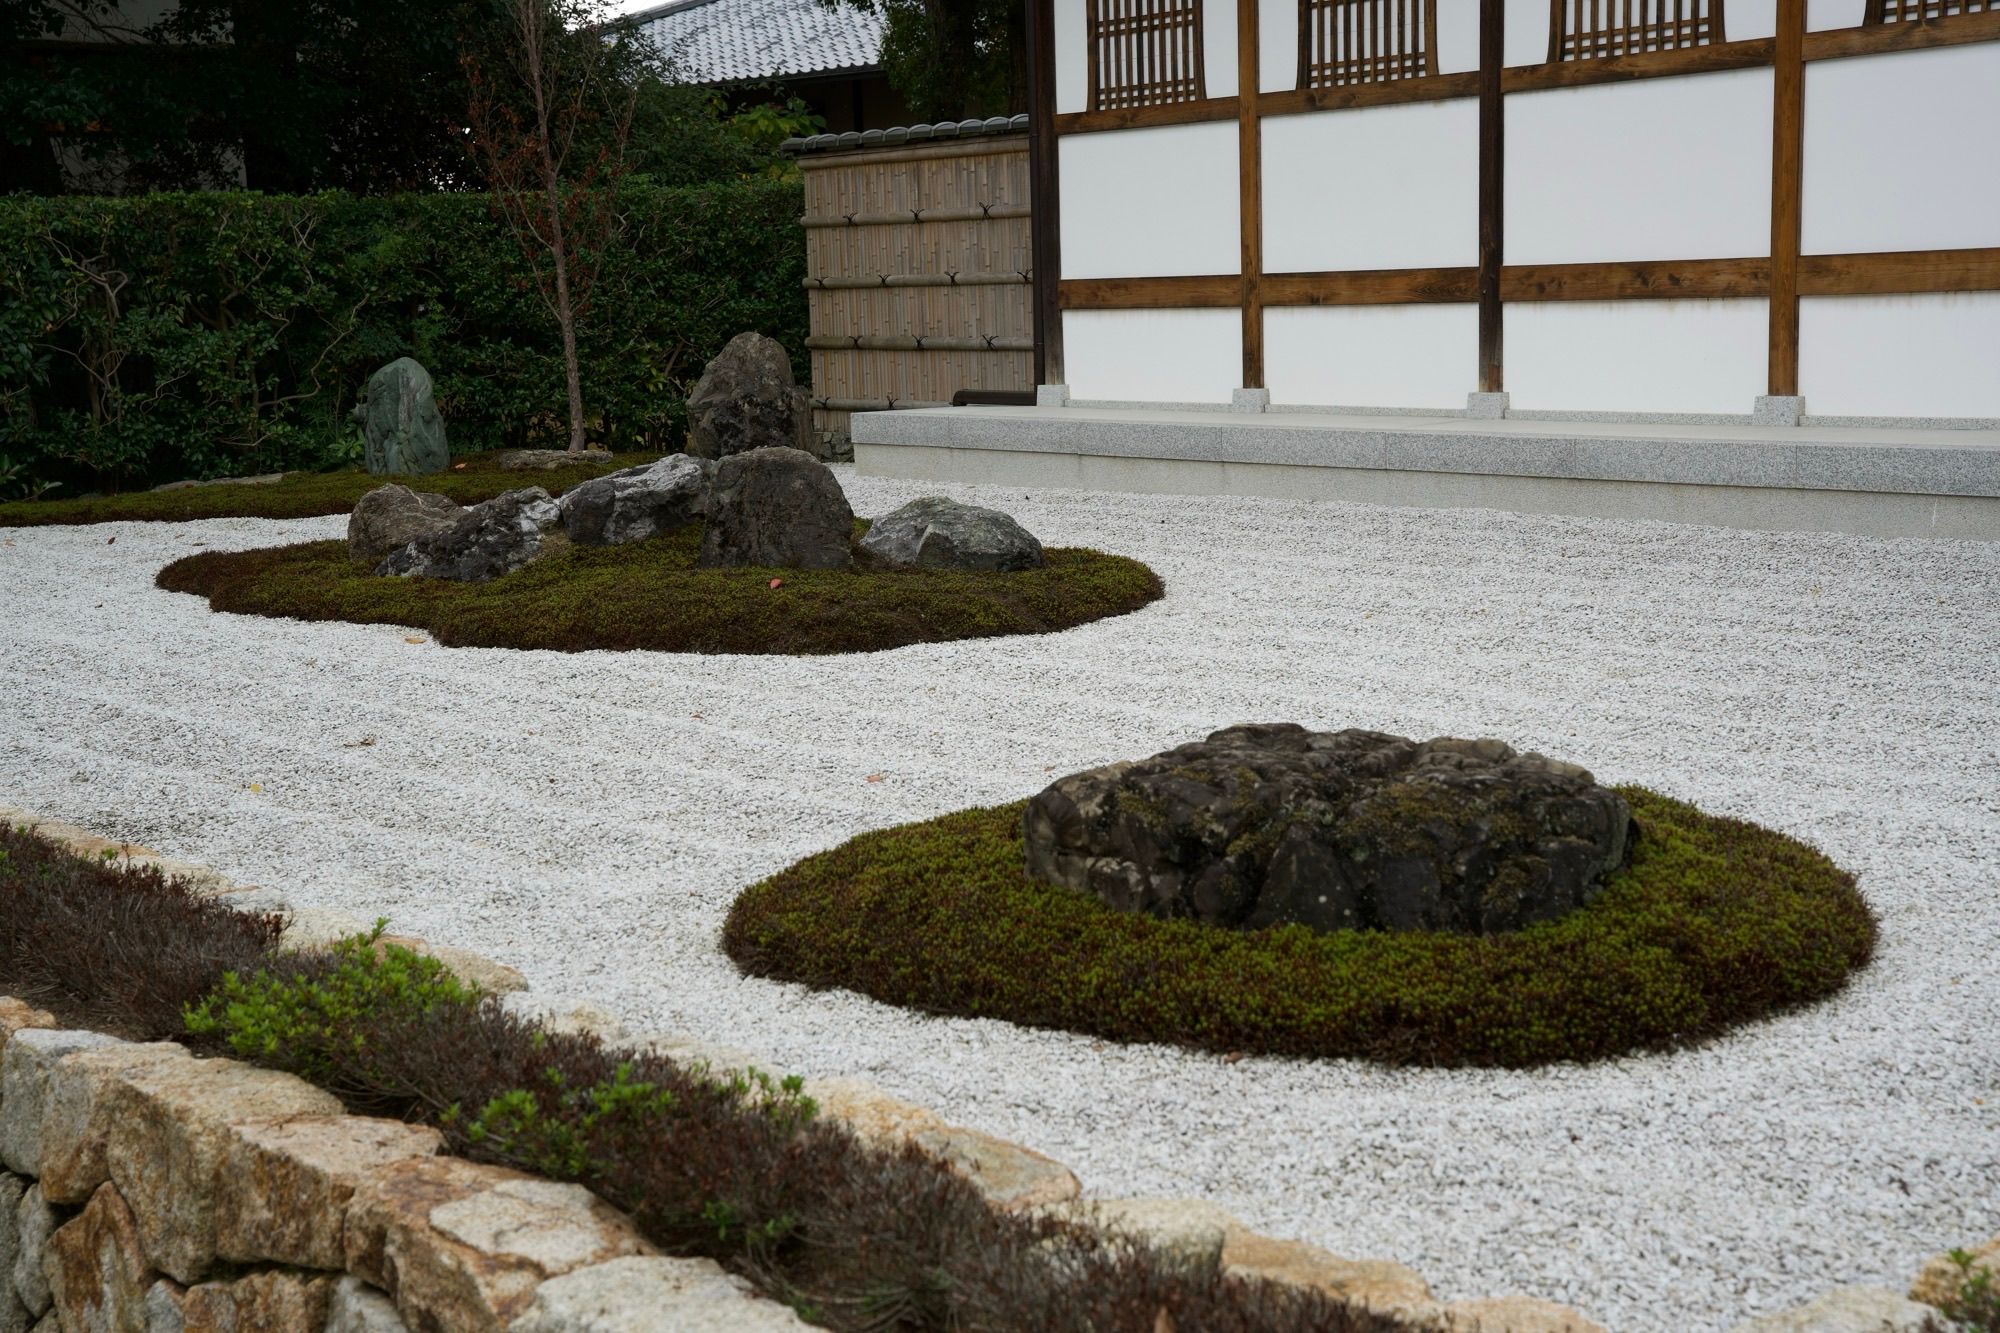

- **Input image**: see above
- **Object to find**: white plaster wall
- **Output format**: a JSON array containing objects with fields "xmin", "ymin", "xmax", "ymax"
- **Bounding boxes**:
[
  {"xmin": 1803, "ymin": 45, "xmax": 2000, "ymax": 256},
  {"xmin": 1055, "ymin": 0, "xmax": 1088, "ymax": 113},
  {"xmin": 1507, "ymin": 299, "xmax": 1769, "ymax": 414},
  {"xmin": 1203, "ymin": 0, "xmax": 1239, "ymax": 98},
  {"xmin": 1262, "ymin": 100, "xmax": 1478, "ymax": 272},
  {"xmin": 1729, "ymin": 0, "xmax": 1778, "ymax": 40},
  {"xmin": 1507, "ymin": 69, "xmax": 1772, "ymax": 265},
  {"xmin": 1265, "ymin": 305, "xmax": 1477, "ymax": 409},
  {"xmin": 1259, "ymin": 0, "xmax": 1296, "ymax": 91},
  {"xmin": 1505, "ymin": 3, "xmax": 1551, "ymax": 66},
  {"xmin": 1436, "ymin": 0, "xmax": 1480, "ymax": 73},
  {"xmin": 1801, "ymin": 293, "xmax": 2000, "ymax": 420},
  {"xmin": 1060, "ymin": 123, "xmax": 1240, "ymax": 278},
  {"xmin": 1808, "ymin": 0, "xmax": 1867, "ymax": 31},
  {"xmin": 1063, "ymin": 308, "xmax": 1243, "ymax": 401}
]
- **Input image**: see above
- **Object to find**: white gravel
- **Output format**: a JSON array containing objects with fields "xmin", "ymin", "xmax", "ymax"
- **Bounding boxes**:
[{"xmin": 2, "ymin": 470, "xmax": 1996, "ymax": 1331}]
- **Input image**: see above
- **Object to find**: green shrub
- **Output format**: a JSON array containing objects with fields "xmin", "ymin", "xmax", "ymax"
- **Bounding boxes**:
[
  {"xmin": 1938, "ymin": 1251, "xmax": 2000, "ymax": 1332},
  {"xmin": 0, "ymin": 182, "xmax": 805, "ymax": 499},
  {"xmin": 154, "ymin": 528, "xmax": 1166, "ymax": 655},
  {"xmin": 0, "ymin": 450, "xmax": 653, "ymax": 527},
  {"xmin": 723, "ymin": 787, "xmax": 1877, "ymax": 1067}
]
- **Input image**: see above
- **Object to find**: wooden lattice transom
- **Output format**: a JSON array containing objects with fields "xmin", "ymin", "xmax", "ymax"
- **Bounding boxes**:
[
  {"xmin": 1299, "ymin": 0, "xmax": 1439, "ymax": 88},
  {"xmin": 1549, "ymin": 0, "xmax": 1727, "ymax": 60},
  {"xmin": 1865, "ymin": 0, "xmax": 1995, "ymax": 19},
  {"xmin": 1088, "ymin": 0, "xmax": 1206, "ymax": 111}
]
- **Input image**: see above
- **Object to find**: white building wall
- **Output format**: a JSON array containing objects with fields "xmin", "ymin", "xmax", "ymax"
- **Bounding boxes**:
[
  {"xmin": 1054, "ymin": 0, "xmax": 1087, "ymax": 113},
  {"xmin": 1265, "ymin": 306, "xmax": 1477, "ymax": 410},
  {"xmin": 1202, "ymin": 0, "xmax": 1238, "ymax": 97},
  {"xmin": 1507, "ymin": 68, "xmax": 1773, "ymax": 266},
  {"xmin": 1507, "ymin": 300, "xmax": 1770, "ymax": 415},
  {"xmin": 1802, "ymin": 46, "xmax": 2000, "ymax": 256},
  {"xmin": 1063, "ymin": 309, "xmax": 1242, "ymax": 403},
  {"xmin": 1801, "ymin": 293, "xmax": 2000, "ymax": 421},
  {"xmin": 1060, "ymin": 122, "xmax": 1240, "ymax": 279},
  {"xmin": 1262, "ymin": 100, "xmax": 1477, "ymax": 273}
]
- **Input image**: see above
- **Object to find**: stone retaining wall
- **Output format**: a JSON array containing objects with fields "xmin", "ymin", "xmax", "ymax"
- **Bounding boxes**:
[{"xmin": 4, "ymin": 807, "xmax": 1987, "ymax": 1332}]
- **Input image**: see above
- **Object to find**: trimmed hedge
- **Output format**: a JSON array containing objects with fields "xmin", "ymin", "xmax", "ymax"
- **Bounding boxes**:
[
  {"xmin": 0, "ymin": 451, "xmax": 657, "ymax": 527},
  {"xmin": 0, "ymin": 182, "xmax": 805, "ymax": 500},
  {"xmin": 0, "ymin": 820, "xmax": 1413, "ymax": 1333},
  {"xmin": 722, "ymin": 788, "xmax": 1877, "ymax": 1068},
  {"xmin": 154, "ymin": 528, "xmax": 1166, "ymax": 655}
]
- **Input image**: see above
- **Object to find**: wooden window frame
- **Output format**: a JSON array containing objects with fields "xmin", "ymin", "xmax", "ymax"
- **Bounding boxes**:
[
  {"xmin": 1296, "ymin": 0, "xmax": 1440, "ymax": 90},
  {"xmin": 1864, "ymin": 0, "xmax": 1995, "ymax": 21},
  {"xmin": 1547, "ymin": 0, "xmax": 1728, "ymax": 62},
  {"xmin": 1087, "ymin": 0, "xmax": 1208, "ymax": 113}
]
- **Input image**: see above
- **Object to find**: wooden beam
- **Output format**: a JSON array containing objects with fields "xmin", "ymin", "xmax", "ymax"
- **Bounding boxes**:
[
  {"xmin": 1503, "ymin": 38, "xmax": 1777, "ymax": 93},
  {"xmin": 1264, "ymin": 267, "xmax": 1478, "ymax": 306},
  {"xmin": 1052, "ymin": 97, "xmax": 1240, "ymax": 135},
  {"xmin": 1504, "ymin": 258, "xmax": 1771, "ymax": 302},
  {"xmin": 1769, "ymin": 0, "xmax": 1805, "ymax": 397},
  {"xmin": 1477, "ymin": 0, "xmax": 1503, "ymax": 394},
  {"xmin": 1259, "ymin": 71, "xmax": 1481, "ymax": 119},
  {"xmin": 1026, "ymin": 0, "xmax": 1063, "ymax": 385},
  {"xmin": 1058, "ymin": 275, "xmax": 1242, "ymax": 309},
  {"xmin": 1238, "ymin": 0, "xmax": 1263, "ymax": 390},
  {"xmin": 1804, "ymin": 9, "xmax": 2000, "ymax": 62},
  {"xmin": 1800, "ymin": 247, "xmax": 2000, "ymax": 297}
]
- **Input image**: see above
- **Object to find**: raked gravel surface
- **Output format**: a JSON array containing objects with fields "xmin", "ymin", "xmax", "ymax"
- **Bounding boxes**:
[{"xmin": 2, "ymin": 468, "xmax": 1996, "ymax": 1332}]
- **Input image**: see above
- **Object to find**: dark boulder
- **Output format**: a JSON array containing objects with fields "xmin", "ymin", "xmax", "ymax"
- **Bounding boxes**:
[
  {"xmin": 559, "ymin": 455, "xmax": 713, "ymax": 546},
  {"xmin": 1024, "ymin": 724, "xmax": 1634, "ymax": 936},
  {"xmin": 492, "ymin": 448, "xmax": 615, "ymax": 471},
  {"xmin": 348, "ymin": 484, "xmax": 460, "ymax": 565},
  {"xmin": 685, "ymin": 333, "xmax": 810, "ymax": 461},
  {"xmin": 696, "ymin": 447, "xmax": 853, "ymax": 571},
  {"xmin": 857, "ymin": 497, "xmax": 1045, "ymax": 572},
  {"xmin": 377, "ymin": 487, "xmax": 561, "ymax": 582},
  {"xmin": 352, "ymin": 357, "xmax": 448, "ymax": 476}
]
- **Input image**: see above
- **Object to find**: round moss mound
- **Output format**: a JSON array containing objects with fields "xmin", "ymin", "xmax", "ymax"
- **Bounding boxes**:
[
  {"xmin": 156, "ymin": 525, "xmax": 1163, "ymax": 655},
  {"xmin": 723, "ymin": 788, "xmax": 1875, "ymax": 1067}
]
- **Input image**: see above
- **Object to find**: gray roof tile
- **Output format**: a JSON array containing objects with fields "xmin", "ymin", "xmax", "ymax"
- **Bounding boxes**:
[{"xmin": 627, "ymin": 0, "xmax": 884, "ymax": 84}]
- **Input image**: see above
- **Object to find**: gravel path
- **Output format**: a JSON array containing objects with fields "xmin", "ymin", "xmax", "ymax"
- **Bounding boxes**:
[{"xmin": 2, "ymin": 470, "xmax": 1995, "ymax": 1330}]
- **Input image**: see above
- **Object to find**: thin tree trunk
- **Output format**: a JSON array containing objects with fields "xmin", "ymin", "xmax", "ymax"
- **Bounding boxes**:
[{"xmin": 544, "ymin": 172, "xmax": 586, "ymax": 452}]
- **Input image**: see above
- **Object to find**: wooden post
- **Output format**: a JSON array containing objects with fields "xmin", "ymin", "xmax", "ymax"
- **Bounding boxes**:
[
  {"xmin": 1239, "ymin": 0, "xmax": 1265, "ymax": 390},
  {"xmin": 1768, "ymin": 0, "xmax": 1806, "ymax": 397},
  {"xmin": 1027, "ymin": 0, "xmax": 1065, "ymax": 386},
  {"xmin": 1476, "ymin": 0, "xmax": 1503, "ymax": 394}
]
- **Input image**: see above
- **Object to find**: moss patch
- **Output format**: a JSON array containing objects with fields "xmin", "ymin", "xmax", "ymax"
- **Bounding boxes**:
[
  {"xmin": 0, "ymin": 452, "xmax": 655, "ymax": 527},
  {"xmin": 156, "ymin": 525, "xmax": 1164, "ymax": 655},
  {"xmin": 722, "ymin": 788, "xmax": 1875, "ymax": 1067}
]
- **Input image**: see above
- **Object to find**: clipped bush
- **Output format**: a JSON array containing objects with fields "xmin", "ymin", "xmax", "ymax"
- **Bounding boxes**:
[
  {"xmin": 0, "ymin": 182, "xmax": 805, "ymax": 499},
  {"xmin": 154, "ymin": 528, "xmax": 1166, "ymax": 655},
  {"xmin": 723, "ymin": 787, "xmax": 1878, "ymax": 1067}
]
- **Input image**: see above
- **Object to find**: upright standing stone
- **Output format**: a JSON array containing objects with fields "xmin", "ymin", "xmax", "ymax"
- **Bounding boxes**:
[
  {"xmin": 353, "ymin": 358, "xmax": 449, "ymax": 476},
  {"xmin": 685, "ymin": 334, "xmax": 809, "ymax": 461},
  {"xmin": 696, "ymin": 448, "xmax": 853, "ymax": 571}
]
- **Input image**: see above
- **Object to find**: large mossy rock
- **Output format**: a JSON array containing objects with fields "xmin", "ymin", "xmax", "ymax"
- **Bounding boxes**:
[
  {"xmin": 352, "ymin": 358, "xmax": 449, "ymax": 476},
  {"xmin": 348, "ymin": 484, "xmax": 460, "ymax": 565},
  {"xmin": 684, "ymin": 333, "xmax": 810, "ymax": 461},
  {"xmin": 696, "ymin": 447, "xmax": 853, "ymax": 571},
  {"xmin": 1024, "ymin": 724, "xmax": 1634, "ymax": 936},
  {"xmin": 377, "ymin": 488, "xmax": 560, "ymax": 582},
  {"xmin": 559, "ymin": 455, "xmax": 713, "ymax": 547},
  {"xmin": 857, "ymin": 497, "xmax": 1044, "ymax": 572}
]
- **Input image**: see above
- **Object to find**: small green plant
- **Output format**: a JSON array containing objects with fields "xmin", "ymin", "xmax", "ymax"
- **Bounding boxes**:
[
  {"xmin": 451, "ymin": 1063, "xmax": 679, "ymax": 1179},
  {"xmin": 1938, "ymin": 1251, "xmax": 2000, "ymax": 1332}
]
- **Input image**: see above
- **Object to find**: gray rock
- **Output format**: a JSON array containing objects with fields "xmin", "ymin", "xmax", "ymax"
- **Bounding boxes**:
[
  {"xmin": 352, "ymin": 358, "xmax": 449, "ymax": 476},
  {"xmin": 559, "ymin": 455, "xmax": 713, "ymax": 547},
  {"xmin": 1024, "ymin": 724, "xmax": 1634, "ymax": 936},
  {"xmin": 696, "ymin": 447, "xmax": 853, "ymax": 571},
  {"xmin": 323, "ymin": 1276, "xmax": 408, "ymax": 1333},
  {"xmin": 1727, "ymin": 1284, "xmax": 1936, "ymax": 1333},
  {"xmin": 0, "ymin": 1028, "xmax": 126, "ymax": 1178},
  {"xmin": 491, "ymin": 449, "xmax": 614, "ymax": 471},
  {"xmin": 143, "ymin": 1280, "xmax": 186, "ymax": 1333},
  {"xmin": 377, "ymin": 488, "xmax": 561, "ymax": 582},
  {"xmin": 685, "ymin": 333, "xmax": 808, "ymax": 461},
  {"xmin": 506, "ymin": 1256, "xmax": 810, "ymax": 1332},
  {"xmin": 0, "ymin": 1176, "xmax": 22, "ymax": 1333},
  {"xmin": 348, "ymin": 485, "xmax": 460, "ymax": 566},
  {"xmin": 14, "ymin": 1184, "xmax": 54, "ymax": 1317},
  {"xmin": 858, "ymin": 497, "xmax": 1044, "ymax": 572}
]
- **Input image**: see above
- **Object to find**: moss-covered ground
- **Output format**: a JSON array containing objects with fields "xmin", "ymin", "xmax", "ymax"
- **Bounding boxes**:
[
  {"xmin": 155, "ymin": 524, "xmax": 1165, "ymax": 655},
  {"xmin": 0, "ymin": 452, "xmax": 654, "ymax": 527},
  {"xmin": 722, "ymin": 788, "xmax": 1876, "ymax": 1067}
]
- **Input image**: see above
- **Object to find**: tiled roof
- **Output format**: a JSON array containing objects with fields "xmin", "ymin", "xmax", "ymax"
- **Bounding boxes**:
[
  {"xmin": 625, "ymin": 0, "xmax": 885, "ymax": 84},
  {"xmin": 782, "ymin": 115, "xmax": 1030, "ymax": 157}
]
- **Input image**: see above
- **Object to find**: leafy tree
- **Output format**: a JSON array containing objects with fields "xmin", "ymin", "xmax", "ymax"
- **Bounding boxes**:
[{"xmin": 816, "ymin": 0, "xmax": 1025, "ymax": 123}]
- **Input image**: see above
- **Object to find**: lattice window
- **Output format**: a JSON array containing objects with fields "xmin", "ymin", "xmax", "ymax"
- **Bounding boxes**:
[
  {"xmin": 1548, "ymin": 0, "xmax": 1727, "ymax": 60},
  {"xmin": 1299, "ymin": 0, "xmax": 1439, "ymax": 88},
  {"xmin": 1087, "ymin": 0, "xmax": 1206, "ymax": 111},
  {"xmin": 1865, "ymin": 0, "xmax": 1995, "ymax": 19}
]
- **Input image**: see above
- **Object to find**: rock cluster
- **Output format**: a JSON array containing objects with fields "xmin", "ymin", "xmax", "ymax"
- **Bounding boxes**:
[
  {"xmin": 858, "ymin": 497, "xmax": 1045, "ymax": 572},
  {"xmin": 377, "ymin": 488, "xmax": 562, "ymax": 583},
  {"xmin": 352, "ymin": 358, "xmax": 448, "ymax": 477},
  {"xmin": 1024, "ymin": 724, "xmax": 1635, "ymax": 936},
  {"xmin": 685, "ymin": 333, "xmax": 815, "ymax": 462},
  {"xmin": 348, "ymin": 484, "xmax": 461, "ymax": 566},
  {"xmin": 696, "ymin": 447, "xmax": 855, "ymax": 571},
  {"xmin": 559, "ymin": 454, "xmax": 713, "ymax": 547},
  {"xmin": 491, "ymin": 449, "xmax": 615, "ymax": 471}
]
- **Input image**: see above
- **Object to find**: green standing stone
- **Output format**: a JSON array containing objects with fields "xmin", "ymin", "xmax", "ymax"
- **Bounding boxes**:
[{"xmin": 353, "ymin": 357, "xmax": 449, "ymax": 476}]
